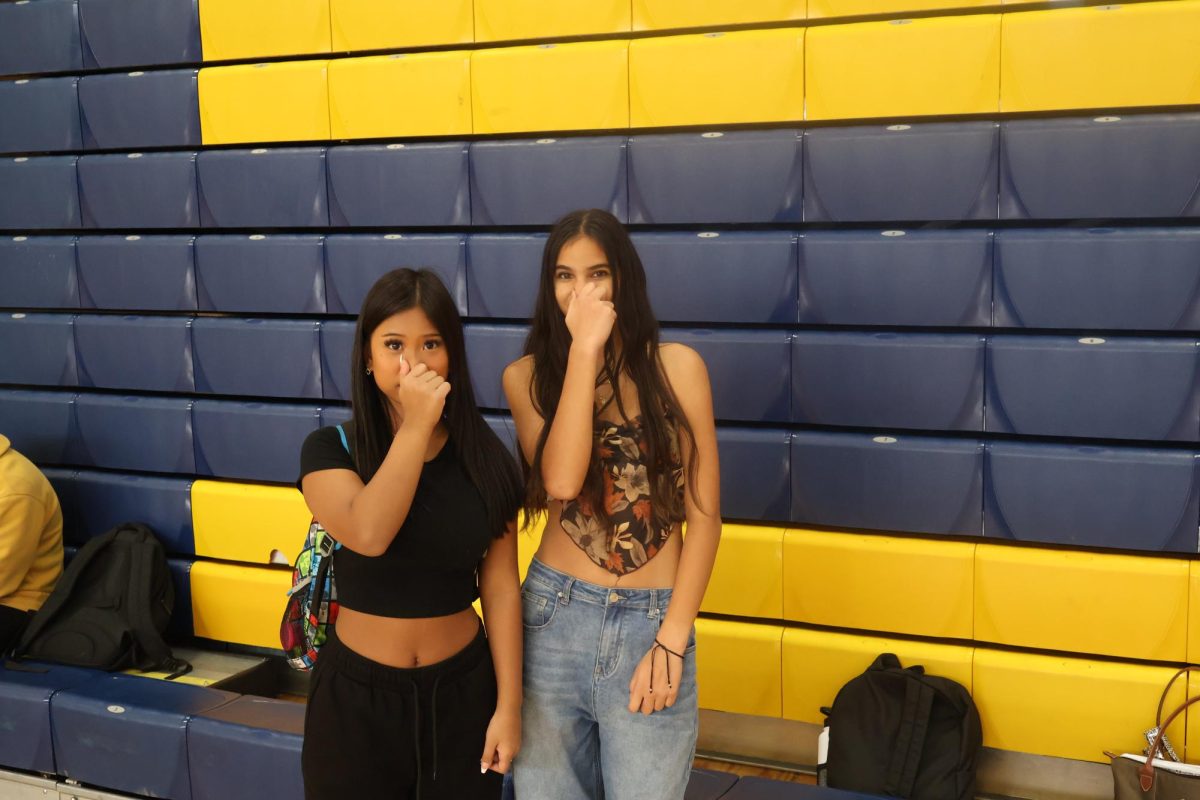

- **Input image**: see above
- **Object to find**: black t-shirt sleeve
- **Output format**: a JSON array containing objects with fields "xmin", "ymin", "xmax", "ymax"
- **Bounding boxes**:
[{"xmin": 297, "ymin": 426, "xmax": 356, "ymax": 490}]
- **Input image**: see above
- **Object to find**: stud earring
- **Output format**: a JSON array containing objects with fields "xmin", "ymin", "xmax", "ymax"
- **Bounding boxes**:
[{"xmin": 365, "ymin": 367, "xmax": 372, "ymax": 375}]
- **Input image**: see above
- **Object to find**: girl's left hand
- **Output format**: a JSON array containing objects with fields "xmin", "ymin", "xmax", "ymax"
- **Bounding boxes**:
[
  {"xmin": 627, "ymin": 640, "xmax": 685, "ymax": 715},
  {"xmin": 480, "ymin": 707, "xmax": 521, "ymax": 775}
]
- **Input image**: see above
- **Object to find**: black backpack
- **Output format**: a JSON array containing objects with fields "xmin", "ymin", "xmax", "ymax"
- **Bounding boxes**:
[
  {"xmin": 10, "ymin": 522, "xmax": 190, "ymax": 678},
  {"xmin": 821, "ymin": 653, "xmax": 981, "ymax": 799}
]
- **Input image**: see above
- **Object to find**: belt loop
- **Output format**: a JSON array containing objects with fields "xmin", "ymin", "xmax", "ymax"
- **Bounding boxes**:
[
  {"xmin": 560, "ymin": 577, "xmax": 575, "ymax": 605},
  {"xmin": 648, "ymin": 589, "xmax": 659, "ymax": 619}
]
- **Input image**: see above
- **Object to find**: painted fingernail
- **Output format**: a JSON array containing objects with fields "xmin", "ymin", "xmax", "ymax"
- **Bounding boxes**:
[{"xmin": 480, "ymin": 762, "xmax": 489, "ymax": 774}]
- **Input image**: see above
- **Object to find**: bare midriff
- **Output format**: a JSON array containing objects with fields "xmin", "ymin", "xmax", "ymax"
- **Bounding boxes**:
[
  {"xmin": 534, "ymin": 497, "xmax": 682, "ymax": 589},
  {"xmin": 335, "ymin": 606, "xmax": 482, "ymax": 668}
]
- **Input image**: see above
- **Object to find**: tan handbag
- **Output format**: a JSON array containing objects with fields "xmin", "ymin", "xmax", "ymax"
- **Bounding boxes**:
[{"xmin": 1109, "ymin": 666, "xmax": 1200, "ymax": 799}]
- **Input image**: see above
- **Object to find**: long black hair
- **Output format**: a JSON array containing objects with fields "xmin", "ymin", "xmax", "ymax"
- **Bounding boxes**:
[
  {"xmin": 349, "ymin": 268, "xmax": 521, "ymax": 538},
  {"xmin": 522, "ymin": 209, "xmax": 697, "ymax": 530}
]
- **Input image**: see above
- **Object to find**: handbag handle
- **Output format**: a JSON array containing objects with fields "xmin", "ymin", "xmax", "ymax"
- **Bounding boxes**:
[
  {"xmin": 1139, "ymin": 669, "xmax": 1200, "ymax": 792},
  {"xmin": 1156, "ymin": 666, "xmax": 1200, "ymax": 729}
]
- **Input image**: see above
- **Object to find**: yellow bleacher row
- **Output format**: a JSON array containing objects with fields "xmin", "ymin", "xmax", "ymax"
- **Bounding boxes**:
[
  {"xmin": 189, "ymin": 479, "xmax": 1200, "ymax": 763},
  {"xmin": 198, "ymin": 0, "xmax": 1121, "ymax": 61},
  {"xmin": 194, "ymin": 0, "xmax": 1200, "ymax": 143}
]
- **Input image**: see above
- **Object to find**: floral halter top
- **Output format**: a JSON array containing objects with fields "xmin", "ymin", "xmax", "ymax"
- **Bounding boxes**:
[{"xmin": 560, "ymin": 415, "xmax": 685, "ymax": 575}]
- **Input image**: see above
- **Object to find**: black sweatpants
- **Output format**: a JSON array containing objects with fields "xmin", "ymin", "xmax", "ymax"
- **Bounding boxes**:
[{"xmin": 302, "ymin": 624, "xmax": 503, "ymax": 800}]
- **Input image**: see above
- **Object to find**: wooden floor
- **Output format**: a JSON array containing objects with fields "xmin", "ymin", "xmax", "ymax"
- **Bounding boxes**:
[{"xmin": 694, "ymin": 756, "xmax": 817, "ymax": 785}]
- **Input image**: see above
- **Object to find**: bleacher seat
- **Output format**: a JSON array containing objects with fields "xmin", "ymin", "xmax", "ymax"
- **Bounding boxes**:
[
  {"xmin": 630, "ymin": 29, "xmax": 804, "ymax": 128},
  {"xmin": 188, "ymin": 696, "xmax": 305, "ymax": 800},
  {"xmin": 79, "ymin": 69, "xmax": 201, "ymax": 150},
  {"xmin": 464, "ymin": 324, "xmax": 528, "ymax": 409},
  {"xmin": 78, "ymin": 0, "xmax": 202, "ymax": 69},
  {"xmin": 0, "ymin": 0, "xmax": 82, "ymax": 77},
  {"xmin": 328, "ymin": 54, "xmax": 473, "ymax": 140},
  {"xmin": 327, "ymin": 143, "xmax": 471, "ymax": 227},
  {"xmin": 684, "ymin": 768, "xmax": 739, "ymax": 800},
  {"xmin": 466, "ymin": 234, "xmax": 546, "ymax": 319},
  {"xmin": 806, "ymin": 14, "xmax": 1001, "ymax": 120},
  {"xmin": 52, "ymin": 674, "xmax": 237, "ymax": 800},
  {"xmin": 191, "ymin": 480, "xmax": 309, "ymax": 564},
  {"xmin": 1000, "ymin": 1, "xmax": 1200, "ymax": 113},
  {"xmin": 470, "ymin": 137, "xmax": 628, "ymax": 225},
  {"xmin": 198, "ymin": 61, "xmax": 330, "ymax": 146},
  {"xmin": 804, "ymin": 122, "xmax": 999, "ymax": 222},
  {"xmin": 195, "ymin": 235, "xmax": 326, "ymax": 313},
  {"xmin": 716, "ymin": 427, "xmax": 791, "ymax": 522},
  {"xmin": 197, "ymin": 148, "xmax": 328, "ymax": 228},
  {"xmin": 798, "ymin": 230, "xmax": 992, "ymax": 327},
  {"xmin": 628, "ymin": 130, "xmax": 802, "ymax": 224},
  {"xmin": 78, "ymin": 152, "xmax": 200, "ymax": 228},
  {"xmin": 189, "ymin": 560, "xmax": 291, "ymax": 647},
  {"xmin": 471, "ymin": 40, "xmax": 629, "ymax": 134},
  {"xmin": 791, "ymin": 431, "xmax": 984, "ymax": 536},
  {"xmin": 192, "ymin": 400, "xmax": 320, "ymax": 482},
  {"xmin": 321, "ymin": 405, "xmax": 352, "ymax": 428},
  {"xmin": 74, "ymin": 314, "xmax": 195, "ymax": 392},
  {"xmin": 192, "ymin": 318, "xmax": 322, "ymax": 399},
  {"xmin": 0, "ymin": 312, "xmax": 77, "ymax": 386},
  {"xmin": 197, "ymin": 0, "xmax": 330, "ymax": 62},
  {"xmin": 167, "ymin": 556, "xmax": 194, "ymax": 640},
  {"xmin": 0, "ymin": 390, "xmax": 77, "ymax": 464},
  {"xmin": 76, "ymin": 235, "xmax": 197, "ymax": 311},
  {"xmin": 701, "ymin": 524, "xmax": 783, "ymax": 619},
  {"xmin": 993, "ymin": 228, "xmax": 1200, "ymax": 331},
  {"xmin": 661, "ymin": 330, "xmax": 792, "ymax": 423},
  {"xmin": 474, "ymin": 0, "xmax": 629, "ymax": 41},
  {"xmin": 0, "ymin": 156, "xmax": 80, "ymax": 230},
  {"xmin": 808, "ymin": 0, "xmax": 992, "ymax": 16},
  {"xmin": 984, "ymin": 442, "xmax": 1199, "ymax": 552},
  {"xmin": 0, "ymin": 236, "xmax": 79, "ymax": 309},
  {"xmin": 68, "ymin": 471, "xmax": 194, "ymax": 555},
  {"xmin": 324, "ymin": 234, "xmax": 467, "ymax": 314},
  {"xmin": 784, "ymin": 529, "xmax": 975, "ymax": 639},
  {"xmin": 73, "ymin": 394, "xmax": 195, "ymax": 473},
  {"xmin": 0, "ymin": 77, "xmax": 81, "ymax": 154},
  {"xmin": 987, "ymin": 336, "xmax": 1200, "ymax": 442},
  {"xmin": 791, "ymin": 332, "xmax": 985, "ymax": 431},
  {"xmin": 633, "ymin": 0, "xmax": 803, "ymax": 31},
  {"xmin": 0, "ymin": 661, "xmax": 99, "ymax": 774},
  {"xmin": 632, "ymin": 232, "xmax": 797, "ymax": 324},
  {"xmin": 694, "ymin": 619, "xmax": 783, "ymax": 717},
  {"xmin": 41, "ymin": 467, "xmax": 77, "ymax": 533},
  {"xmin": 319, "ymin": 320, "xmax": 355, "ymax": 401},
  {"xmin": 484, "ymin": 413, "xmax": 519, "ymax": 457},
  {"xmin": 975, "ymin": 543, "xmax": 1189, "ymax": 662},
  {"xmin": 330, "ymin": 0, "xmax": 473, "ymax": 51},
  {"xmin": 1000, "ymin": 114, "xmax": 1200, "ymax": 219}
]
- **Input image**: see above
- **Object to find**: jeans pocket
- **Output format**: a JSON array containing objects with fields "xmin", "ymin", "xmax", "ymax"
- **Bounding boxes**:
[{"xmin": 521, "ymin": 588, "xmax": 558, "ymax": 630}]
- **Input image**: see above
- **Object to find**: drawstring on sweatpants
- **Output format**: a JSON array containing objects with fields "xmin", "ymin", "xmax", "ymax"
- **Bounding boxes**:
[{"xmin": 408, "ymin": 674, "xmax": 446, "ymax": 800}]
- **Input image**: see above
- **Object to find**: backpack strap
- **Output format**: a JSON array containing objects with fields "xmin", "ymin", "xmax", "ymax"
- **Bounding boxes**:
[
  {"xmin": 884, "ymin": 673, "xmax": 936, "ymax": 798},
  {"xmin": 336, "ymin": 424, "xmax": 349, "ymax": 453},
  {"xmin": 126, "ymin": 533, "xmax": 190, "ymax": 679}
]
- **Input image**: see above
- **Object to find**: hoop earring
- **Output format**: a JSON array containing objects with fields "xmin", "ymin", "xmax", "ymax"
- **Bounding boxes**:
[{"xmin": 365, "ymin": 367, "xmax": 372, "ymax": 375}]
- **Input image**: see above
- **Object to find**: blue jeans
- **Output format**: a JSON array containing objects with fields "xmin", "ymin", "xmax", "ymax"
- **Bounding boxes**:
[{"xmin": 513, "ymin": 558, "xmax": 698, "ymax": 800}]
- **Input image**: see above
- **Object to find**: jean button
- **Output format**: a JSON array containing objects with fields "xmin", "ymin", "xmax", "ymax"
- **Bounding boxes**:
[{"xmin": 608, "ymin": 592, "xmax": 620, "ymax": 603}]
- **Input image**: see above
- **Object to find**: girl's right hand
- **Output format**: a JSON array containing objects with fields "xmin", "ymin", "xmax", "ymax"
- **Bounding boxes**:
[
  {"xmin": 396, "ymin": 357, "xmax": 450, "ymax": 431},
  {"xmin": 565, "ymin": 282, "xmax": 617, "ymax": 353}
]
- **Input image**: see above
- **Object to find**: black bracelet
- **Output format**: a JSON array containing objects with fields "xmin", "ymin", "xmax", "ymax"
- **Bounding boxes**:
[{"xmin": 649, "ymin": 638, "xmax": 686, "ymax": 693}]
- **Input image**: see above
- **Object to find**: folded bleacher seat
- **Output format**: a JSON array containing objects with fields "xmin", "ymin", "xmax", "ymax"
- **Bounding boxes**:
[
  {"xmin": 328, "ymin": 53, "xmax": 473, "ymax": 140},
  {"xmin": 684, "ymin": 767, "xmax": 739, "ymax": 800},
  {"xmin": 52, "ymin": 674, "xmax": 237, "ymax": 800},
  {"xmin": 470, "ymin": 137, "xmax": 628, "ymax": 225},
  {"xmin": 321, "ymin": 405, "xmax": 352, "ymax": 428},
  {"xmin": 0, "ymin": 156, "xmax": 80, "ymax": 230},
  {"xmin": 702, "ymin": 525, "xmax": 784, "ymax": 620},
  {"xmin": 74, "ymin": 314, "xmax": 195, "ymax": 393},
  {"xmin": 187, "ymin": 696, "xmax": 305, "ymax": 800},
  {"xmin": 192, "ymin": 318, "xmax": 322, "ymax": 399},
  {"xmin": 0, "ymin": 236, "xmax": 79, "ymax": 309},
  {"xmin": 198, "ymin": 61, "xmax": 330, "ymax": 146},
  {"xmin": 0, "ymin": 0, "xmax": 82, "ymax": 77},
  {"xmin": 464, "ymin": 324, "xmax": 528, "ymax": 409},
  {"xmin": 798, "ymin": 230, "xmax": 992, "ymax": 327},
  {"xmin": 79, "ymin": 69, "xmax": 201, "ymax": 150},
  {"xmin": 324, "ymin": 233, "xmax": 467, "ymax": 315},
  {"xmin": 68, "ymin": 471, "xmax": 194, "ymax": 555},
  {"xmin": 79, "ymin": 0, "xmax": 202, "ymax": 69},
  {"xmin": 1000, "ymin": 114, "xmax": 1200, "ymax": 219},
  {"xmin": 0, "ymin": 390, "xmax": 77, "ymax": 464},
  {"xmin": 465, "ymin": 234, "xmax": 546, "ymax": 319},
  {"xmin": 197, "ymin": 148, "xmax": 328, "ymax": 228},
  {"xmin": 197, "ymin": 0, "xmax": 330, "ymax": 62},
  {"xmin": 319, "ymin": 320, "xmax": 355, "ymax": 402},
  {"xmin": 484, "ymin": 413, "xmax": 518, "ymax": 457},
  {"xmin": 0, "ymin": 662, "xmax": 100, "ymax": 774},
  {"xmin": 804, "ymin": 122, "xmax": 999, "ymax": 222},
  {"xmin": 791, "ymin": 431, "xmax": 984, "ymax": 536},
  {"xmin": 330, "ymin": 0, "xmax": 473, "ymax": 50},
  {"xmin": 168, "ymin": 557, "xmax": 194, "ymax": 640},
  {"xmin": 327, "ymin": 143, "xmax": 471, "ymax": 227},
  {"xmin": 629, "ymin": 130, "xmax": 802, "ymax": 224},
  {"xmin": 0, "ymin": 76, "xmax": 81, "ymax": 154},
  {"xmin": 192, "ymin": 400, "xmax": 320, "ymax": 482},
  {"xmin": 77, "ymin": 235, "xmax": 197, "ymax": 311},
  {"xmin": 722, "ymin": 777, "xmax": 890, "ymax": 799},
  {"xmin": 985, "ymin": 441, "xmax": 1200, "ymax": 552},
  {"xmin": 662, "ymin": 330, "xmax": 792, "ymax": 423},
  {"xmin": 195, "ymin": 235, "xmax": 325, "ymax": 314},
  {"xmin": 633, "ymin": 0, "xmax": 804, "ymax": 30},
  {"xmin": 994, "ymin": 228, "xmax": 1200, "ymax": 330},
  {"xmin": 73, "ymin": 394, "xmax": 196, "ymax": 473},
  {"xmin": 716, "ymin": 427, "xmax": 791, "ymax": 522},
  {"xmin": 0, "ymin": 312, "xmax": 77, "ymax": 386},
  {"xmin": 78, "ymin": 152, "xmax": 200, "ymax": 228}
]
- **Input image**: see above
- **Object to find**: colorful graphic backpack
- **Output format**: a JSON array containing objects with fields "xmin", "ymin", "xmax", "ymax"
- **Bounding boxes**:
[{"xmin": 280, "ymin": 424, "xmax": 348, "ymax": 670}]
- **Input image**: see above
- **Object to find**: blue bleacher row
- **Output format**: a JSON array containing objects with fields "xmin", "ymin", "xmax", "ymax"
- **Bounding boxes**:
[
  {"xmin": 1, "ymin": 117, "xmax": 1200, "ymax": 227},
  {"xmin": 5, "ymin": 391, "xmax": 1198, "ymax": 553},
  {"xmin": 0, "ymin": 661, "xmax": 856, "ymax": 800},
  {"xmin": 6, "ymin": 228, "xmax": 1200, "ymax": 331}
]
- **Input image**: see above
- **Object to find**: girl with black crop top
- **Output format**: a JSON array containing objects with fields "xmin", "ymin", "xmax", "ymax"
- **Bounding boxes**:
[
  {"xmin": 298, "ymin": 269, "xmax": 523, "ymax": 800},
  {"xmin": 503, "ymin": 210, "xmax": 722, "ymax": 800}
]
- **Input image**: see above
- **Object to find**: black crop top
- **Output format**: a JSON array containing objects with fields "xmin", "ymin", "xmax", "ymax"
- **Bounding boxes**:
[{"xmin": 297, "ymin": 424, "xmax": 493, "ymax": 618}]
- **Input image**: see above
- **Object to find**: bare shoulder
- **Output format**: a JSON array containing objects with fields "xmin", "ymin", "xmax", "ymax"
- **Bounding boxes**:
[
  {"xmin": 502, "ymin": 354, "xmax": 534, "ymax": 386},
  {"xmin": 658, "ymin": 342, "xmax": 708, "ymax": 388}
]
